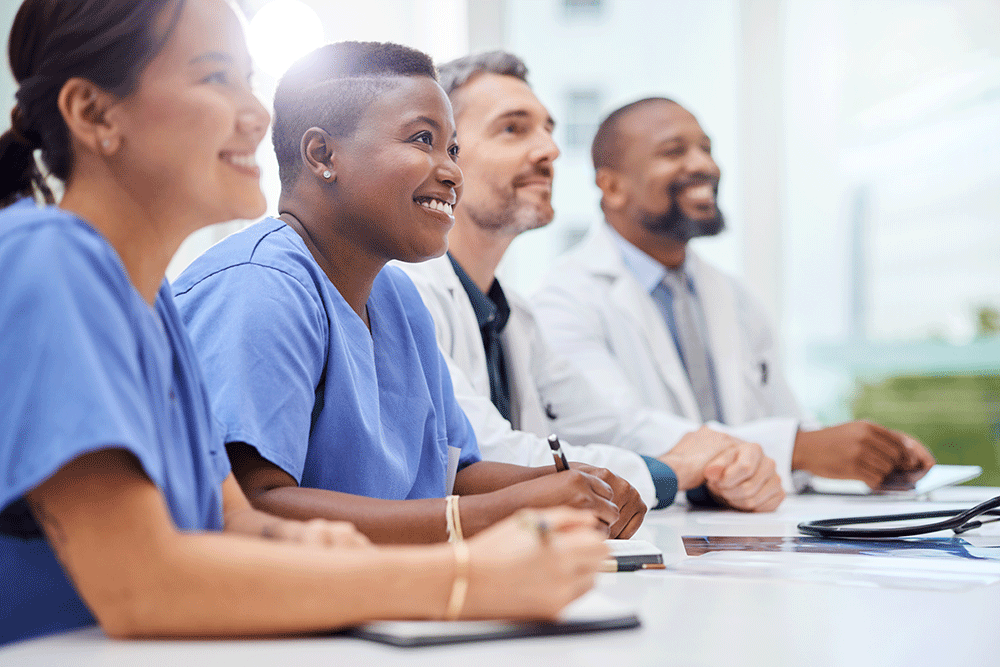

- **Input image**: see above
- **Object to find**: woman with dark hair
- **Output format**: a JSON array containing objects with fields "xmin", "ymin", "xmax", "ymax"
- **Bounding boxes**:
[{"xmin": 0, "ymin": 0, "xmax": 607, "ymax": 646}]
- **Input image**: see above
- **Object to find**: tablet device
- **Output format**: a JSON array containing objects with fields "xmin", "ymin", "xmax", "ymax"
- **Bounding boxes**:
[
  {"xmin": 804, "ymin": 464, "xmax": 982, "ymax": 497},
  {"xmin": 348, "ymin": 591, "xmax": 640, "ymax": 647}
]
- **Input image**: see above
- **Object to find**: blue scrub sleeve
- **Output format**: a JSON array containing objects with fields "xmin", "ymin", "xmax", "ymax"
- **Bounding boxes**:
[
  {"xmin": 0, "ymin": 223, "xmax": 163, "ymax": 530},
  {"xmin": 639, "ymin": 455, "xmax": 679, "ymax": 509},
  {"xmin": 175, "ymin": 263, "xmax": 328, "ymax": 483}
]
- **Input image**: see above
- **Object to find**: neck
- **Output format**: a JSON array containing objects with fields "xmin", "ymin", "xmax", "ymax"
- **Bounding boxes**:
[
  {"xmin": 606, "ymin": 213, "xmax": 687, "ymax": 269},
  {"xmin": 59, "ymin": 169, "xmax": 192, "ymax": 305},
  {"xmin": 278, "ymin": 199, "xmax": 381, "ymax": 326},
  {"xmin": 446, "ymin": 213, "xmax": 515, "ymax": 293}
]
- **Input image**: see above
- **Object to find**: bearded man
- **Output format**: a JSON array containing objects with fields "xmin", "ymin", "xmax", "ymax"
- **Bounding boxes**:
[{"xmin": 532, "ymin": 97, "xmax": 934, "ymax": 491}]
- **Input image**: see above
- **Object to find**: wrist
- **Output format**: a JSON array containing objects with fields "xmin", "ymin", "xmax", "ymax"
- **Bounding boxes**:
[
  {"xmin": 453, "ymin": 490, "xmax": 512, "ymax": 538},
  {"xmin": 791, "ymin": 430, "xmax": 809, "ymax": 471},
  {"xmin": 658, "ymin": 453, "xmax": 700, "ymax": 491}
]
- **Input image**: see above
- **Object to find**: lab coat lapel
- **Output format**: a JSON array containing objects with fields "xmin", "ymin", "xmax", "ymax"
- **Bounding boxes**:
[
  {"xmin": 688, "ymin": 251, "xmax": 744, "ymax": 425},
  {"xmin": 583, "ymin": 225, "xmax": 702, "ymax": 420}
]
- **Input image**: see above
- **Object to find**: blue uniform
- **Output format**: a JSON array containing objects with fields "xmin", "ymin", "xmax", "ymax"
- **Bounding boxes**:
[
  {"xmin": 0, "ymin": 200, "xmax": 230, "ymax": 646},
  {"xmin": 173, "ymin": 218, "xmax": 481, "ymax": 500}
]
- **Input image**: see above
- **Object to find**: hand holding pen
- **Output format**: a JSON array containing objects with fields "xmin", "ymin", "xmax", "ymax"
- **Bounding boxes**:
[{"xmin": 548, "ymin": 434, "xmax": 570, "ymax": 472}]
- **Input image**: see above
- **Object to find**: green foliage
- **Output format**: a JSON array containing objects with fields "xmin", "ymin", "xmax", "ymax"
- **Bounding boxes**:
[
  {"xmin": 851, "ymin": 374, "xmax": 1000, "ymax": 486},
  {"xmin": 976, "ymin": 306, "xmax": 1000, "ymax": 338}
]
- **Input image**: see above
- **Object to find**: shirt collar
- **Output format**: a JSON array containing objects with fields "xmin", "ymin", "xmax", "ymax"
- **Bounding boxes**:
[
  {"xmin": 607, "ymin": 224, "xmax": 668, "ymax": 294},
  {"xmin": 607, "ymin": 224, "xmax": 697, "ymax": 296},
  {"xmin": 448, "ymin": 253, "xmax": 510, "ymax": 332}
]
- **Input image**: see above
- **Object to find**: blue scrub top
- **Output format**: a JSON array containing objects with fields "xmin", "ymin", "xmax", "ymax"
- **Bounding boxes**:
[
  {"xmin": 173, "ymin": 218, "xmax": 481, "ymax": 500},
  {"xmin": 0, "ymin": 200, "xmax": 231, "ymax": 646}
]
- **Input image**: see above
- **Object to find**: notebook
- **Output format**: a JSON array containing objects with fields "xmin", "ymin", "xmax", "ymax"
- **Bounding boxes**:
[
  {"xmin": 605, "ymin": 539, "xmax": 664, "ymax": 571},
  {"xmin": 347, "ymin": 590, "xmax": 640, "ymax": 647}
]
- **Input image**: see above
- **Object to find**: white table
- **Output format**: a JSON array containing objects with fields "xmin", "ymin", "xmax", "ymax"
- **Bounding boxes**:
[{"xmin": 5, "ymin": 487, "xmax": 999, "ymax": 667}]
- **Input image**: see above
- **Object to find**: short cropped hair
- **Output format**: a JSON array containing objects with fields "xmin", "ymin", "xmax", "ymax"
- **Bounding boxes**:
[
  {"xmin": 272, "ymin": 41, "xmax": 437, "ymax": 190},
  {"xmin": 437, "ymin": 51, "xmax": 528, "ymax": 109},
  {"xmin": 591, "ymin": 97, "xmax": 676, "ymax": 172}
]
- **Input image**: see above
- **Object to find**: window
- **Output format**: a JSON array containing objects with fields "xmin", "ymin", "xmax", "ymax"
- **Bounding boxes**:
[
  {"xmin": 564, "ymin": 89, "xmax": 603, "ymax": 150},
  {"xmin": 563, "ymin": 0, "xmax": 602, "ymax": 17}
]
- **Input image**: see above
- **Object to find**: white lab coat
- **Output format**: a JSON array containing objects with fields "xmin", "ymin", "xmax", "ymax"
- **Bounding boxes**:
[
  {"xmin": 396, "ymin": 255, "xmax": 665, "ymax": 508},
  {"xmin": 531, "ymin": 222, "xmax": 811, "ymax": 491}
]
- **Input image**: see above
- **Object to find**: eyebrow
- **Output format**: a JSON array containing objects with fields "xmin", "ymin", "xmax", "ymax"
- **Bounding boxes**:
[
  {"xmin": 493, "ymin": 109, "xmax": 556, "ymax": 130},
  {"xmin": 403, "ymin": 116, "xmax": 458, "ymax": 139},
  {"xmin": 189, "ymin": 51, "xmax": 234, "ymax": 66},
  {"xmin": 653, "ymin": 133, "xmax": 711, "ymax": 147}
]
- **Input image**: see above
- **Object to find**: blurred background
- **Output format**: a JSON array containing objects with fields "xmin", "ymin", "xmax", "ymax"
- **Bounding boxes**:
[{"xmin": 2, "ymin": 0, "xmax": 998, "ymax": 483}]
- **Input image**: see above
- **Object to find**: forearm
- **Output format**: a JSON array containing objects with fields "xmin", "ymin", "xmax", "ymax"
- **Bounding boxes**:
[
  {"xmin": 248, "ymin": 486, "xmax": 451, "ymax": 544},
  {"xmin": 100, "ymin": 532, "xmax": 454, "ymax": 639},
  {"xmin": 453, "ymin": 460, "xmax": 553, "ymax": 494}
]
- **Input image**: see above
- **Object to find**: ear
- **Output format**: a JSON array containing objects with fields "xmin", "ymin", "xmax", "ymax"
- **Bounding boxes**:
[
  {"xmin": 595, "ymin": 167, "xmax": 627, "ymax": 211},
  {"xmin": 300, "ymin": 127, "xmax": 337, "ymax": 183},
  {"xmin": 57, "ymin": 77, "xmax": 122, "ymax": 156}
]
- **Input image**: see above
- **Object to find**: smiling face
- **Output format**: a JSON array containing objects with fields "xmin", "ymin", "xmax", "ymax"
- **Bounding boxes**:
[
  {"xmin": 332, "ymin": 75, "xmax": 463, "ymax": 263},
  {"xmin": 449, "ymin": 73, "xmax": 559, "ymax": 236},
  {"xmin": 611, "ymin": 100, "xmax": 724, "ymax": 243},
  {"xmin": 114, "ymin": 0, "xmax": 269, "ymax": 225}
]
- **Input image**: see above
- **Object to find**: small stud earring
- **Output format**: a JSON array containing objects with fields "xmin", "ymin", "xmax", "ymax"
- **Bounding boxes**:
[
  {"xmin": 322, "ymin": 170, "xmax": 332, "ymax": 179},
  {"xmin": 102, "ymin": 139, "xmax": 111, "ymax": 149}
]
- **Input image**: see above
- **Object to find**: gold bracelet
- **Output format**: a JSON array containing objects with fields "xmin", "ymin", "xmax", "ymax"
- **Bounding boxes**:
[
  {"xmin": 445, "ymin": 495, "xmax": 457, "ymax": 542},
  {"xmin": 445, "ymin": 494, "xmax": 464, "ymax": 543},
  {"xmin": 445, "ymin": 539, "xmax": 470, "ymax": 621},
  {"xmin": 451, "ymin": 494, "xmax": 463, "ymax": 542}
]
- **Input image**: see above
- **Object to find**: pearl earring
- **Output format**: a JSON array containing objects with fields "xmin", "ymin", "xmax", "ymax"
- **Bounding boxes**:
[
  {"xmin": 102, "ymin": 139, "xmax": 111, "ymax": 149},
  {"xmin": 322, "ymin": 170, "xmax": 332, "ymax": 179}
]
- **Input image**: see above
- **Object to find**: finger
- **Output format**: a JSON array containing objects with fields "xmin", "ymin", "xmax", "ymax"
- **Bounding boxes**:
[
  {"xmin": 743, "ymin": 473, "xmax": 785, "ymax": 511},
  {"xmin": 607, "ymin": 502, "xmax": 637, "ymax": 538},
  {"xmin": 718, "ymin": 469, "xmax": 775, "ymax": 511},
  {"xmin": 747, "ymin": 482, "xmax": 785, "ymax": 513},
  {"xmin": 863, "ymin": 426, "xmax": 909, "ymax": 465},
  {"xmin": 571, "ymin": 470, "xmax": 614, "ymax": 501},
  {"xmin": 731, "ymin": 457, "xmax": 775, "ymax": 502},
  {"xmin": 612, "ymin": 507, "xmax": 645, "ymax": 539},
  {"xmin": 531, "ymin": 507, "xmax": 603, "ymax": 533},
  {"xmin": 588, "ymin": 498, "xmax": 619, "ymax": 529},
  {"xmin": 712, "ymin": 445, "xmax": 763, "ymax": 490},
  {"xmin": 855, "ymin": 432, "xmax": 900, "ymax": 473},
  {"xmin": 899, "ymin": 435, "xmax": 936, "ymax": 472},
  {"xmin": 703, "ymin": 446, "xmax": 739, "ymax": 483},
  {"xmin": 855, "ymin": 460, "xmax": 889, "ymax": 488},
  {"xmin": 858, "ymin": 448, "xmax": 896, "ymax": 481}
]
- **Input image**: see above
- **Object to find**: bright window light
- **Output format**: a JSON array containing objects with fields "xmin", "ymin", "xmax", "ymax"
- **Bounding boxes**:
[{"xmin": 248, "ymin": 0, "xmax": 325, "ymax": 79}]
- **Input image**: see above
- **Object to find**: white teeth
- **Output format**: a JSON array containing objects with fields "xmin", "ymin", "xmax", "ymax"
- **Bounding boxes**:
[
  {"xmin": 418, "ymin": 198, "xmax": 453, "ymax": 216},
  {"xmin": 224, "ymin": 153, "xmax": 258, "ymax": 169},
  {"xmin": 685, "ymin": 184, "xmax": 714, "ymax": 199}
]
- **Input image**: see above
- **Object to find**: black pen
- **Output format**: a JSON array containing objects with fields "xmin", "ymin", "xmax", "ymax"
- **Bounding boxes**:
[{"xmin": 547, "ymin": 434, "xmax": 570, "ymax": 472}]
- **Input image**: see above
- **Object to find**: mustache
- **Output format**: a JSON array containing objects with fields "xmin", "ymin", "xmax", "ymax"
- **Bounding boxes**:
[
  {"xmin": 668, "ymin": 174, "xmax": 719, "ymax": 196},
  {"xmin": 512, "ymin": 164, "xmax": 553, "ymax": 186}
]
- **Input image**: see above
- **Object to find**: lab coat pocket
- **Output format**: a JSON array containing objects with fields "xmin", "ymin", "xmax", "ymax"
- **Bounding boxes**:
[{"xmin": 742, "ymin": 353, "xmax": 776, "ymax": 418}]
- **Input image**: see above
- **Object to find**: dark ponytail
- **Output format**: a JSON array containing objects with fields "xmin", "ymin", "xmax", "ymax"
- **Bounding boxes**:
[{"xmin": 0, "ymin": 0, "xmax": 185, "ymax": 208}]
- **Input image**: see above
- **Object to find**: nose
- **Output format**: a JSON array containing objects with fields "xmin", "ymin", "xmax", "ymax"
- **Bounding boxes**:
[
  {"xmin": 237, "ymin": 91, "xmax": 271, "ymax": 144},
  {"xmin": 436, "ymin": 152, "xmax": 463, "ymax": 193},
  {"xmin": 531, "ymin": 129, "xmax": 560, "ymax": 166},
  {"xmin": 686, "ymin": 145, "xmax": 719, "ymax": 178}
]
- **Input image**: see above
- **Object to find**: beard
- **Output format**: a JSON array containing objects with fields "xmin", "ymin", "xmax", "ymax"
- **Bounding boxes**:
[
  {"xmin": 465, "ymin": 186, "xmax": 553, "ymax": 237},
  {"xmin": 639, "ymin": 180, "xmax": 726, "ymax": 243}
]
